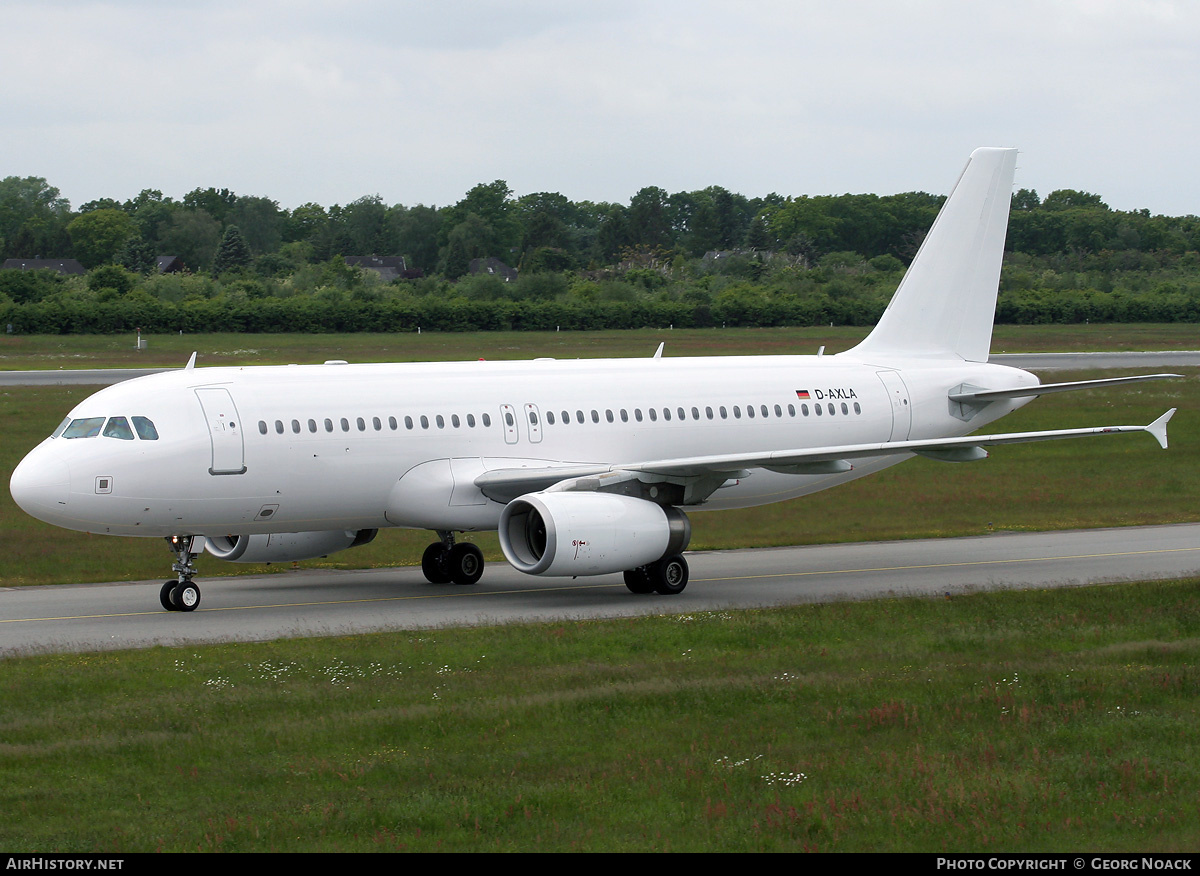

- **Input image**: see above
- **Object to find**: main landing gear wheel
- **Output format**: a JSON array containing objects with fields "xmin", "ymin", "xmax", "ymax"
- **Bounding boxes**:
[
  {"xmin": 447, "ymin": 543, "xmax": 485, "ymax": 586},
  {"xmin": 421, "ymin": 543, "xmax": 451, "ymax": 584},
  {"xmin": 421, "ymin": 533, "xmax": 485, "ymax": 585},
  {"xmin": 623, "ymin": 567, "xmax": 655, "ymax": 594},
  {"xmin": 623, "ymin": 554, "xmax": 689, "ymax": 595},
  {"xmin": 651, "ymin": 554, "xmax": 689, "ymax": 595}
]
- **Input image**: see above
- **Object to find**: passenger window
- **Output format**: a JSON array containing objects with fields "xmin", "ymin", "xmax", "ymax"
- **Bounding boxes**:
[
  {"xmin": 788, "ymin": 404, "xmax": 796, "ymax": 417},
  {"xmin": 373, "ymin": 417, "xmax": 382, "ymax": 431},
  {"xmin": 635, "ymin": 409, "xmax": 643, "ymax": 422},
  {"xmin": 341, "ymin": 418, "xmax": 350, "ymax": 432},
  {"xmin": 733, "ymin": 406, "xmax": 741, "ymax": 419},
  {"xmin": 258, "ymin": 420, "xmax": 268, "ymax": 435},
  {"xmin": 815, "ymin": 405, "xmax": 822, "ymax": 416},
  {"xmin": 691, "ymin": 407, "xmax": 699, "ymax": 420},
  {"xmin": 405, "ymin": 416, "xmax": 414, "ymax": 430},
  {"xmin": 561, "ymin": 411, "xmax": 570, "ymax": 424},
  {"xmin": 505, "ymin": 412, "xmax": 514, "ymax": 427},
  {"xmin": 547, "ymin": 411, "xmax": 556, "ymax": 425},
  {"xmin": 746, "ymin": 405, "xmax": 754, "ymax": 419},
  {"xmin": 854, "ymin": 403, "xmax": 861, "ymax": 415},
  {"xmin": 389, "ymin": 416, "xmax": 398, "ymax": 430},
  {"xmin": 591, "ymin": 410, "xmax": 599, "ymax": 423},
  {"xmin": 275, "ymin": 420, "xmax": 285, "ymax": 434},
  {"xmin": 325, "ymin": 418, "xmax": 334, "ymax": 432},
  {"xmin": 663, "ymin": 408, "xmax": 671, "ymax": 421},
  {"xmin": 649, "ymin": 408, "xmax": 657, "ymax": 422},
  {"xmin": 706, "ymin": 406, "xmax": 714, "ymax": 420},
  {"xmin": 719, "ymin": 406, "xmax": 727, "ymax": 419},
  {"xmin": 420, "ymin": 415, "xmax": 429, "ymax": 429},
  {"xmin": 841, "ymin": 403, "xmax": 849, "ymax": 415},
  {"xmin": 828, "ymin": 403, "xmax": 835, "ymax": 415},
  {"xmin": 103, "ymin": 417, "xmax": 135, "ymax": 440},
  {"xmin": 620, "ymin": 409, "xmax": 629, "ymax": 423},
  {"xmin": 357, "ymin": 417, "xmax": 366, "ymax": 431},
  {"xmin": 436, "ymin": 415, "xmax": 445, "ymax": 429},
  {"xmin": 292, "ymin": 419, "xmax": 301, "ymax": 434},
  {"xmin": 467, "ymin": 414, "xmax": 476, "ymax": 428},
  {"xmin": 576, "ymin": 410, "xmax": 584, "ymax": 423},
  {"xmin": 452, "ymin": 414, "xmax": 461, "ymax": 428},
  {"xmin": 308, "ymin": 419, "xmax": 317, "ymax": 433},
  {"xmin": 482, "ymin": 413, "xmax": 492, "ymax": 427},
  {"xmin": 605, "ymin": 410, "xmax": 613, "ymax": 423},
  {"xmin": 63, "ymin": 417, "xmax": 104, "ymax": 439},
  {"xmin": 762, "ymin": 405, "xmax": 770, "ymax": 418}
]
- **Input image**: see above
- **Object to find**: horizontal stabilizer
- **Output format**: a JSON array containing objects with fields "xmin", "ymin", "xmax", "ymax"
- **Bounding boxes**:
[{"xmin": 950, "ymin": 373, "xmax": 1181, "ymax": 404}]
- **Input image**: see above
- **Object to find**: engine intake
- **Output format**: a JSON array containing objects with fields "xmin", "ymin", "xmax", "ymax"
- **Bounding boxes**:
[{"xmin": 499, "ymin": 492, "xmax": 689, "ymax": 577}]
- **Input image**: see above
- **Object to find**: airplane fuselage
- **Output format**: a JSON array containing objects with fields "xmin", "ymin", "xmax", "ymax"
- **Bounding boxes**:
[{"xmin": 11, "ymin": 353, "xmax": 1035, "ymax": 540}]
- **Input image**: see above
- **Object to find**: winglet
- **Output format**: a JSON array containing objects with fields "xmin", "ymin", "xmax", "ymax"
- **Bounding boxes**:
[
  {"xmin": 185, "ymin": 351, "xmax": 197, "ymax": 370},
  {"xmin": 653, "ymin": 342, "xmax": 664, "ymax": 359},
  {"xmin": 1147, "ymin": 408, "xmax": 1175, "ymax": 449}
]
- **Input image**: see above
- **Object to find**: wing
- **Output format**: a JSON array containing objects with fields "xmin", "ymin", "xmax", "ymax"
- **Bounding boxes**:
[{"xmin": 476, "ymin": 409, "xmax": 1176, "ymax": 505}]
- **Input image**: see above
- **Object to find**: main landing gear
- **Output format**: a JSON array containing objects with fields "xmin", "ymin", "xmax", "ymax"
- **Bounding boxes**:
[
  {"xmin": 623, "ymin": 554, "xmax": 689, "ymax": 595},
  {"xmin": 421, "ymin": 531, "xmax": 485, "ymax": 586},
  {"xmin": 161, "ymin": 535, "xmax": 202, "ymax": 612}
]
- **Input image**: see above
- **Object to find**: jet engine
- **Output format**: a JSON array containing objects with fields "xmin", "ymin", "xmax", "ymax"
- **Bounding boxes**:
[
  {"xmin": 498, "ymin": 491, "xmax": 690, "ymax": 577},
  {"xmin": 203, "ymin": 529, "xmax": 378, "ymax": 564}
]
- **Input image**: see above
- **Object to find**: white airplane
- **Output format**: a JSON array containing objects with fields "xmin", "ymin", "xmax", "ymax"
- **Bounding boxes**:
[{"xmin": 9, "ymin": 148, "xmax": 1179, "ymax": 612}]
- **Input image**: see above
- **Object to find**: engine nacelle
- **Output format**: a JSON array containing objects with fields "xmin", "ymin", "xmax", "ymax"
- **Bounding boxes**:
[
  {"xmin": 203, "ymin": 529, "xmax": 377, "ymax": 564},
  {"xmin": 498, "ymin": 492, "xmax": 690, "ymax": 577}
]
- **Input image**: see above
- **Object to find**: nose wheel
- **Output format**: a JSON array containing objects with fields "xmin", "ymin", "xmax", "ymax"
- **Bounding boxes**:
[
  {"xmin": 161, "ymin": 536, "xmax": 202, "ymax": 612},
  {"xmin": 159, "ymin": 579, "xmax": 201, "ymax": 612}
]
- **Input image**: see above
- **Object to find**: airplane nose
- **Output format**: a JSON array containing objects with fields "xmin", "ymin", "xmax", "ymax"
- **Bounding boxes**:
[{"xmin": 9, "ymin": 451, "xmax": 70, "ymax": 523}]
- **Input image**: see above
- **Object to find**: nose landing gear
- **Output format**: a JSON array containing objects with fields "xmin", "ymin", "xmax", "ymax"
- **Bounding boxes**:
[{"xmin": 161, "ymin": 535, "xmax": 202, "ymax": 612}]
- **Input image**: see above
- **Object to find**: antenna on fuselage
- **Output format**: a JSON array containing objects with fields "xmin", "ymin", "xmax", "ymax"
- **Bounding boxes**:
[{"xmin": 185, "ymin": 352, "xmax": 197, "ymax": 370}]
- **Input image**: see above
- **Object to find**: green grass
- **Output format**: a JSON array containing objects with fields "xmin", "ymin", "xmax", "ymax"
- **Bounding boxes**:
[
  {"xmin": 1, "ymin": 322, "xmax": 1199, "ymax": 370},
  {"xmin": 2, "ymin": 329, "xmax": 1197, "ymax": 586},
  {"xmin": 2, "ymin": 580, "xmax": 1198, "ymax": 851}
]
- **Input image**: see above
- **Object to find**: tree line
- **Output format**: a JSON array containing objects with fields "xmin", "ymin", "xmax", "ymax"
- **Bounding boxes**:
[{"xmin": 2, "ymin": 173, "xmax": 1199, "ymax": 333}]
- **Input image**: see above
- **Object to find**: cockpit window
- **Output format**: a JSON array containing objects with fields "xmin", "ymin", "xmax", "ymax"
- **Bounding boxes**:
[
  {"xmin": 63, "ymin": 417, "xmax": 105, "ymax": 439},
  {"xmin": 133, "ymin": 417, "xmax": 159, "ymax": 440},
  {"xmin": 51, "ymin": 417, "xmax": 71, "ymax": 438},
  {"xmin": 103, "ymin": 417, "xmax": 135, "ymax": 440}
]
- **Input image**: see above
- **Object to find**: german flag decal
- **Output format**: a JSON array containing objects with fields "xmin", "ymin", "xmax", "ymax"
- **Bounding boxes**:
[{"xmin": 795, "ymin": 390, "xmax": 811, "ymax": 399}]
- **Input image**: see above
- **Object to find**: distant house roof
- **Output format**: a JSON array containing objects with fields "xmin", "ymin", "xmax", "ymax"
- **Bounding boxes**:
[
  {"xmin": 2, "ymin": 258, "xmax": 85, "ymax": 275},
  {"xmin": 346, "ymin": 256, "xmax": 408, "ymax": 282},
  {"xmin": 468, "ymin": 257, "xmax": 518, "ymax": 282},
  {"xmin": 156, "ymin": 256, "xmax": 185, "ymax": 273}
]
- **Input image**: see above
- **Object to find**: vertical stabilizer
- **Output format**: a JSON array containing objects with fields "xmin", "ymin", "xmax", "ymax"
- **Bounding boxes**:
[{"xmin": 848, "ymin": 147, "xmax": 1017, "ymax": 363}]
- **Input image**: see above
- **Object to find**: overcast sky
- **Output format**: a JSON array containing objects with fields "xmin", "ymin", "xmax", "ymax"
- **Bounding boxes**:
[{"xmin": 5, "ymin": 1, "xmax": 1198, "ymax": 216}]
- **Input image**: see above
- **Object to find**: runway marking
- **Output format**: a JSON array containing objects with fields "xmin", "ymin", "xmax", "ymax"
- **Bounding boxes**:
[
  {"xmin": 2, "ymin": 545, "xmax": 1198, "ymax": 626},
  {"xmin": 696, "ymin": 545, "xmax": 1200, "ymax": 583}
]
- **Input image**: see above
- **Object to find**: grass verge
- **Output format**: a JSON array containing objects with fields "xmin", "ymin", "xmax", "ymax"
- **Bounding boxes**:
[{"xmin": 1, "ymin": 579, "xmax": 1198, "ymax": 851}]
